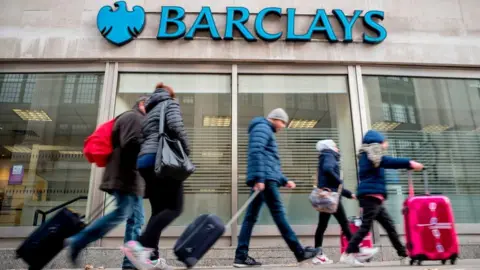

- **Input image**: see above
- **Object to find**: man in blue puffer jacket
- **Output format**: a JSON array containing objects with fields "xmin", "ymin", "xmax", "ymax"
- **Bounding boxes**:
[
  {"xmin": 234, "ymin": 108, "xmax": 320, "ymax": 268},
  {"xmin": 340, "ymin": 130, "xmax": 424, "ymax": 266}
]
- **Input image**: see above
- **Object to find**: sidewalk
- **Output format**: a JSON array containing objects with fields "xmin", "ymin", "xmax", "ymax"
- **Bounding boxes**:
[{"xmin": 29, "ymin": 259, "xmax": 480, "ymax": 270}]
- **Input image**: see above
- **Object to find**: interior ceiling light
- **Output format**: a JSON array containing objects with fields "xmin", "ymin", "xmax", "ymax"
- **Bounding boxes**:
[
  {"xmin": 422, "ymin": 124, "xmax": 451, "ymax": 133},
  {"xmin": 203, "ymin": 116, "xmax": 231, "ymax": 127},
  {"xmin": 288, "ymin": 119, "xmax": 318, "ymax": 129},
  {"xmin": 371, "ymin": 121, "xmax": 401, "ymax": 131},
  {"xmin": 13, "ymin": 109, "xmax": 52, "ymax": 121},
  {"xmin": 4, "ymin": 146, "xmax": 31, "ymax": 153},
  {"xmin": 58, "ymin": 151, "xmax": 83, "ymax": 155}
]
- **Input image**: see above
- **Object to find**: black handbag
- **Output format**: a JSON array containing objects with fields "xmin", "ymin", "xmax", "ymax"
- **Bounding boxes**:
[{"xmin": 154, "ymin": 100, "xmax": 195, "ymax": 181}]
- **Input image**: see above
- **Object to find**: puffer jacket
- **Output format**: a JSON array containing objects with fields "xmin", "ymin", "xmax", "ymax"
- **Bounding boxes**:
[
  {"xmin": 317, "ymin": 149, "xmax": 353, "ymax": 199},
  {"xmin": 139, "ymin": 88, "xmax": 190, "ymax": 157},
  {"xmin": 357, "ymin": 130, "xmax": 412, "ymax": 199},
  {"xmin": 246, "ymin": 117, "xmax": 288, "ymax": 187}
]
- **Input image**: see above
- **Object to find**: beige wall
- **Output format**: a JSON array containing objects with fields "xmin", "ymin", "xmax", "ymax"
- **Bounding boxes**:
[{"xmin": 1, "ymin": 0, "xmax": 480, "ymax": 66}]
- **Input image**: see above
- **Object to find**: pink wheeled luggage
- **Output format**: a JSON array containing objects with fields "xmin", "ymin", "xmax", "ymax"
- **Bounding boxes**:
[
  {"xmin": 340, "ymin": 217, "xmax": 373, "ymax": 254},
  {"xmin": 402, "ymin": 170, "xmax": 459, "ymax": 266}
]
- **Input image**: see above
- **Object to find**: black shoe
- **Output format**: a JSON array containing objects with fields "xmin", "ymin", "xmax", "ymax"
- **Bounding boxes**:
[
  {"xmin": 68, "ymin": 246, "xmax": 81, "ymax": 266},
  {"xmin": 122, "ymin": 267, "xmax": 138, "ymax": 270},
  {"xmin": 233, "ymin": 256, "xmax": 262, "ymax": 268},
  {"xmin": 296, "ymin": 246, "xmax": 321, "ymax": 263}
]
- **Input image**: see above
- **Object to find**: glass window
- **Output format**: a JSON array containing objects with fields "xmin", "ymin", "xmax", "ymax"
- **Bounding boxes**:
[
  {"xmin": 237, "ymin": 75, "xmax": 357, "ymax": 225},
  {"xmin": 364, "ymin": 76, "xmax": 480, "ymax": 224},
  {"xmin": 115, "ymin": 73, "xmax": 232, "ymax": 225},
  {"xmin": 0, "ymin": 73, "xmax": 103, "ymax": 226}
]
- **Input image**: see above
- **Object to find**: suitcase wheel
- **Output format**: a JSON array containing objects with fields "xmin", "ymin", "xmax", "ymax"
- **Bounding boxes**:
[
  {"xmin": 409, "ymin": 259, "xmax": 414, "ymax": 266},
  {"xmin": 450, "ymin": 257, "xmax": 457, "ymax": 265},
  {"xmin": 417, "ymin": 260, "xmax": 422, "ymax": 266},
  {"xmin": 185, "ymin": 257, "xmax": 198, "ymax": 269},
  {"xmin": 441, "ymin": 260, "xmax": 447, "ymax": 265}
]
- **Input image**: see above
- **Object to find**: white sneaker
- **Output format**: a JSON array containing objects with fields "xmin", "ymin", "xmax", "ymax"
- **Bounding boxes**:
[
  {"xmin": 151, "ymin": 258, "xmax": 171, "ymax": 270},
  {"xmin": 355, "ymin": 247, "xmax": 379, "ymax": 262},
  {"xmin": 312, "ymin": 254, "xmax": 333, "ymax": 265},
  {"xmin": 340, "ymin": 253, "xmax": 364, "ymax": 267},
  {"xmin": 121, "ymin": 241, "xmax": 157, "ymax": 270}
]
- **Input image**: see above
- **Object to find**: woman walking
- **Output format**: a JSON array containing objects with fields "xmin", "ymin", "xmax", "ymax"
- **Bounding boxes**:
[
  {"xmin": 123, "ymin": 83, "xmax": 191, "ymax": 270},
  {"xmin": 312, "ymin": 140, "xmax": 355, "ymax": 265}
]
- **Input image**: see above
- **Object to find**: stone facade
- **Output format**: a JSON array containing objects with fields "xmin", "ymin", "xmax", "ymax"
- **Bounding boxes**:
[{"xmin": 0, "ymin": 0, "xmax": 479, "ymax": 66}]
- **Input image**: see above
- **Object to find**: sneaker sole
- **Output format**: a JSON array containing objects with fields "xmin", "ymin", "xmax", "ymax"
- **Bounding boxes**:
[
  {"xmin": 233, "ymin": 264, "xmax": 262, "ymax": 268},
  {"xmin": 297, "ymin": 256, "xmax": 317, "ymax": 266},
  {"xmin": 356, "ymin": 251, "xmax": 378, "ymax": 263}
]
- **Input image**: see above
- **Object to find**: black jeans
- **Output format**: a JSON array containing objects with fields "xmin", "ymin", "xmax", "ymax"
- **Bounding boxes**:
[
  {"xmin": 235, "ymin": 181, "xmax": 304, "ymax": 260},
  {"xmin": 138, "ymin": 167, "xmax": 184, "ymax": 257},
  {"xmin": 346, "ymin": 196, "xmax": 406, "ymax": 256},
  {"xmin": 315, "ymin": 202, "xmax": 352, "ymax": 248}
]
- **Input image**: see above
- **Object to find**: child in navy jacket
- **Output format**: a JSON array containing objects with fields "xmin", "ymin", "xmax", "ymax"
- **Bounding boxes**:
[
  {"xmin": 340, "ymin": 130, "xmax": 424, "ymax": 266},
  {"xmin": 313, "ymin": 140, "xmax": 356, "ymax": 265}
]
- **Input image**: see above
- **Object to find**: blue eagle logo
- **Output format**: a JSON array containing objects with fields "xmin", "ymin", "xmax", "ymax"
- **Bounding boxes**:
[{"xmin": 97, "ymin": 1, "xmax": 146, "ymax": 46}]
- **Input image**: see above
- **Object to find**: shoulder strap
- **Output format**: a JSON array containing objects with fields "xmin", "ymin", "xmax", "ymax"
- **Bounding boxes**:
[{"xmin": 158, "ymin": 100, "xmax": 170, "ymax": 135}]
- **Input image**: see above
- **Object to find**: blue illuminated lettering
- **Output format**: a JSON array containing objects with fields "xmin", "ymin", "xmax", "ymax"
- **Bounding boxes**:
[
  {"xmin": 362, "ymin": 10, "xmax": 387, "ymax": 44},
  {"xmin": 157, "ymin": 6, "xmax": 186, "ymax": 40},
  {"xmin": 224, "ymin": 7, "xmax": 256, "ymax": 41},
  {"xmin": 107, "ymin": 5, "xmax": 389, "ymax": 45},
  {"xmin": 185, "ymin": 7, "xmax": 221, "ymax": 40},
  {"xmin": 286, "ymin": 8, "xmax": 309, "ymax": 41},
  {"xmin": 333, "ymin": 9, "xmax": 363, "ymax": 43},
  {"xmin": 254, "ymin": 7, "xmax": 282, "ymax": 41},
  {"xmin": 305, "ymin": 9, "xmax": 337, "ymax": 42}
]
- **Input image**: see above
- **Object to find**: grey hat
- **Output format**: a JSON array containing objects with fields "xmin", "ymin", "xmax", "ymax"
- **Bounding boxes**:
[{"xmin": 267, "ymin": 108, "xmax": 289, "ymax": 123}]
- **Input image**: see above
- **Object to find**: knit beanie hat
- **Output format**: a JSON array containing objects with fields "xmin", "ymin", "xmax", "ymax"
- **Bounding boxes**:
[{"xmin": 267, "ymin": 108, "xmax": 289, "ymax": 123}]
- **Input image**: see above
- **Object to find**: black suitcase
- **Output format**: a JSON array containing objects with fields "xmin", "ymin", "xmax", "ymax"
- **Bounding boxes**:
[
  {"xmin": 16, "ymin": 208, "xmax": 86, "ymax": 270},
  {"xmin": 16, "ymin": 198, "xmax": 115, "ymax": 270},
  {"xmin": 174, "ymin": 190, "xmax": 260, "ymax": 268}
]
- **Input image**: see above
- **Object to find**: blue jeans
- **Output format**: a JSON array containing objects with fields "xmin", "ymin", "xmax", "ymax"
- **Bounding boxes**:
[
  {"xmin": 122, "ymin": 196, "xmax": 145, "ymax": 269},
  {"xmin": 235, "ymin": 181, "xmax": 303, "ymax": 260},
  {"xmin": 69, "ymin": 192, "xmax": 139, "ymax": 254}
]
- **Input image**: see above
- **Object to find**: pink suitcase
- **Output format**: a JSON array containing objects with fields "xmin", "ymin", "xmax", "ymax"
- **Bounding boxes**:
[
  {"xmin": 340, "ymin": 217, "xmax": 373, "ymax": 255},
  {"xmin": 402, "ymin": 170, "xmax": 459, "ymax": 266}
]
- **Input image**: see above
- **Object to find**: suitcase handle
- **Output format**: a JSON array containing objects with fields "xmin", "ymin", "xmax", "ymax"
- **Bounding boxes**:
[
  {"xmin": 408, "ymin": 169, "xmax": 429, "ymax": 198},
  {"xmin": 225, "ymin": 190, "xmax": 261, "ymax": 228}
]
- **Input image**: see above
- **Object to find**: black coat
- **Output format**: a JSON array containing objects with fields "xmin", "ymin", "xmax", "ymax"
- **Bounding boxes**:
[
  {"xmin": 317, "ymin": 149, "xmax": 353, "ymax": 199},
  {"xmin": 100, "ymin": 109, "xmax": 145, "ymax": 196},
  {"xmin": 139, "ymin": 89, "xmax": 190, "ymax": 157}
]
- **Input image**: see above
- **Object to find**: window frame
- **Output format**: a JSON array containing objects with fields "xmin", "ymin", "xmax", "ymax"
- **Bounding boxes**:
[{"xmin": 357, "ymin": 65, "xmax": 480, "ymax": 241}]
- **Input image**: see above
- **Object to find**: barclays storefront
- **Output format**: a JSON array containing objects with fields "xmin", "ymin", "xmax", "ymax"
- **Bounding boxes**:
[{"xmin": 1, "ymin": 0, "xmax": 480, "ymax": 267}]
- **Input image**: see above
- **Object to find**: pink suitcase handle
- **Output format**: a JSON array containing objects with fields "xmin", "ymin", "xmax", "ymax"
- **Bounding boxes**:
[{"xmin": 408, "ymin": 169, "xmax": 429, "ymax": 198}]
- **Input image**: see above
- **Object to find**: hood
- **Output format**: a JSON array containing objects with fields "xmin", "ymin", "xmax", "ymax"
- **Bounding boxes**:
[
  {"xmin": 132, "ymin": 95, "xmax": 149, "ymax": 115},
  {"xmin": 248, "ymin": 117, "xmax": 275, "ymax": 134},
  {"xmin": 145, "ymin": 89, "xmax": 172, "ymax": 113},
  {"xmin": 362, "ymin": 130, "xmax": 386, "ymax": 144},
  {"xmin": 316, "ymin": 139, "xmax": 337, "ymax": 152}
]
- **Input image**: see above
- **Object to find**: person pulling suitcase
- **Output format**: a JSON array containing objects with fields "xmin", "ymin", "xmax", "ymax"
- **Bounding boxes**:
[
  {"xmin": 233, "ymin": 109, "xmax": 320, "ymax": 267},
  {"xmin": 340, "ymin": 130, "xmax": 424, "ymax": 266}
]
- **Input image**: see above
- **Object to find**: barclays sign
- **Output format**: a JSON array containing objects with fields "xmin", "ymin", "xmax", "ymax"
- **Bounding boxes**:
[{"xmin": 98, "ymin": 1, "xmax": 387, "ymax": 46}]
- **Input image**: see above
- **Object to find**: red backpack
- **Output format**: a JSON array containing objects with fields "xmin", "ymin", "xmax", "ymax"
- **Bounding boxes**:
[{"xmin": 83, "ymin": 118, "xmax": 116, "ymax": 167}]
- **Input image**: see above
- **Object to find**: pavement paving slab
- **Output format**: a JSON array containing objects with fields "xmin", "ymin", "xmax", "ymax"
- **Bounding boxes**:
[{"xmin": 15, "ymin": 259, "xmax": 479, "ymax": 270}]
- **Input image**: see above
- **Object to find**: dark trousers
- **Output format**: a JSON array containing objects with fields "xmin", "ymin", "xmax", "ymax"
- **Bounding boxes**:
[
  {"xmin": 235, "ymin": 181, "xmax": 304, "ymax": 260},
  {"xmin": 346, "ymin": 196, "xmax": 406, "ymax": 256},
  {"xmin": 315, "ymin": 202, "xmax": 352, "ymax": 248},
  {"xmin": 138, "ymin": 167, "xmax": 184, "ymax": 258}
]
